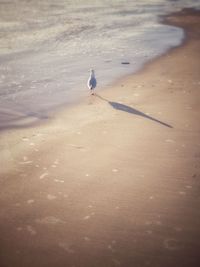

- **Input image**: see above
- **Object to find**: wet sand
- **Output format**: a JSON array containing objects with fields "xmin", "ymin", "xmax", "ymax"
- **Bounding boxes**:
[{"xmin": 0, "ymin": 9, "xmax": 200, "ymax": 267}]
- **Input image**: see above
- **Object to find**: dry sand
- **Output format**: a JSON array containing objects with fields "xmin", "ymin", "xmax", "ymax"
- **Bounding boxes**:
[{"xmin": 0, "ymin": 9, "xmax": 200, "ymax": 267}]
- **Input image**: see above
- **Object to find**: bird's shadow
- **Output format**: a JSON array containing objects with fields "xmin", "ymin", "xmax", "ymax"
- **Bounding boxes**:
[{"xmin": 95, "ymin": 94, "xmax": 173, "ymax": 128}]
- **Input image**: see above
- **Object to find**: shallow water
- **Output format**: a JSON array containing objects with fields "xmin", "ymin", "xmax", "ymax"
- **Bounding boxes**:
[{"xmin": 0, "ymin": 0, "xmax": 200, "ymax": 128}]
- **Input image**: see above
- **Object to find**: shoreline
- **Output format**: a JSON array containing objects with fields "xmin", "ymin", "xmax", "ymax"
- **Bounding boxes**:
[
  {"xmin": 0, "ymin": 8, "xmax": 200, "ymax": 267},
  {"xmin": 0, "ymin": 8, "xmax": 192, "ymax": 133}
]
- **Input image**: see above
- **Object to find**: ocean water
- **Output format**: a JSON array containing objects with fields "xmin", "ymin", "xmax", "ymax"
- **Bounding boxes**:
[{"xmin": 0, "ymin": 0, "xmax": 200, "ymax": 126}]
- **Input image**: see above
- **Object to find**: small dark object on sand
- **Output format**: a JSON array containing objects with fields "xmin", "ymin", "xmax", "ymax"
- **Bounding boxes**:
[{"xmin": 121, "ymin": 61, "xmax": 130, "ymax": 65}]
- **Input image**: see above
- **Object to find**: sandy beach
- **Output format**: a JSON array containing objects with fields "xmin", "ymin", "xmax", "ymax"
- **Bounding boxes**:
[{"xmin": 0, "ymin": 9, "xmax": 200, "ymax": 267}]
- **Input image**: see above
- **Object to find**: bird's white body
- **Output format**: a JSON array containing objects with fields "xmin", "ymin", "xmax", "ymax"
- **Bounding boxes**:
[{"xmin": 87, "ymin": 69, "xmax": 97, "ymax": 95}]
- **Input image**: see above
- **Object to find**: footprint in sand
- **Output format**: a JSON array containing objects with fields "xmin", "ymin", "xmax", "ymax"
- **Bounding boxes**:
[
  {"xmin": 26, "ymin": 225, "xmax": 37, "ymax": 236},
  {"xmin": 134, "ymin": 93, "xmax": 140, "ymax": 97},
  {"xmin": 22, "ymin": 137, "xmax": 29, "ymax": 141},
  {"xmin": 51, "ymin": 165, "xmax": 57, "ymax": 168},
  {"xmin": 185, "ymin": 185, "xmax": 192, "ymax": 189},
  {"xmin": 27, "ymin": 199, "xmax": 35, "ymax": 204},
  {"xmin": 29, "ymin": 143, "xmax": 35, "ymax": 146},
  {"xmin": 83, "ymin": 215, "xmax": 91, "ymax": 220},
  {"xmin": 155, "ymin": 220, "xmax": 162, "ymax": 226},
  {"xmin": 163, "ymin": 238, "xmax": 182, "ymax": 250},
  {"xmin": 58, "ymin": 242, "xmax": 75, "ymax": 254},
  {"xmin": 112, "ymin": 259, "xmax": 121, "ymax": 266},
  {"xmin": 39, "ymin": 172, "xmax": 48, "ymax": 179},
  {"xmin": 84, "ymin": 236, "xmax": 90, "ymax": 242},
  {"xmin": 54, "ymin": 159, "xmax": 59, "ymax": 165},
  {"xmin": 83, "ymin": 212, "xmax": 95, "ymax": 220},
  {"xmin": 179, "ymin": 191, "xmax": 186, "ymax": 196},
  {"xmin": 174, "ymin": 227, "xmax": 183, "ymax": 232},
  {"xmin": 149, "ymin": 196, "xmax": 155, "ymax": 200},
  {"xmin": 47, "ymin": 194, "xmax": 57, "ymax": 200},
  {"xmin": 165, "ymin": 139, "xmax": 175, "ymax": 143},
  {"xmin": 107, "ymin": 244, "xmax": 115, "ymax": 253}
]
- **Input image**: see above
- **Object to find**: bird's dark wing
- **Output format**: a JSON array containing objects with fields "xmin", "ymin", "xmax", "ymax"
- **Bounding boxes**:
[{"xmin": 89, "ymin": 77, "xmax": 97, "ymax": 89}]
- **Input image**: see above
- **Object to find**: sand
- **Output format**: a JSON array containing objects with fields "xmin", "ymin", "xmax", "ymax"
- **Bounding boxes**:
[{"xmin": 0, "ymin": 9, "xmax": 200, "ymax": 267}]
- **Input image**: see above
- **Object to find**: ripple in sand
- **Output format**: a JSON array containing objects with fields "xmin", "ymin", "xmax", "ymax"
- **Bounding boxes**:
[
  {"xmin": 19, "ymin": 161, "xmax": 33, "ymax": 165},
  {"xmin": 54, "ymin": 179, "xmax": 64, "ymax": 183},
  {"xmin": 36, "ymin": 216, "xmax": 65, "ymax": 224}
]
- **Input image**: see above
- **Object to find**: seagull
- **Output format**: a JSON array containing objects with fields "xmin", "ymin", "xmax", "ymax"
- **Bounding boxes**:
[{"xmin": 87, "ymin": 69, "xmax": 97, "ymax": 95}]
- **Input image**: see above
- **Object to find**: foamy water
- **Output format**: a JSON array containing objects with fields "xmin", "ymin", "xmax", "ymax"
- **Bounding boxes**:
[{"xmin": 0, "ymin": 0, "xmax": 200, "ymax": 125}]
